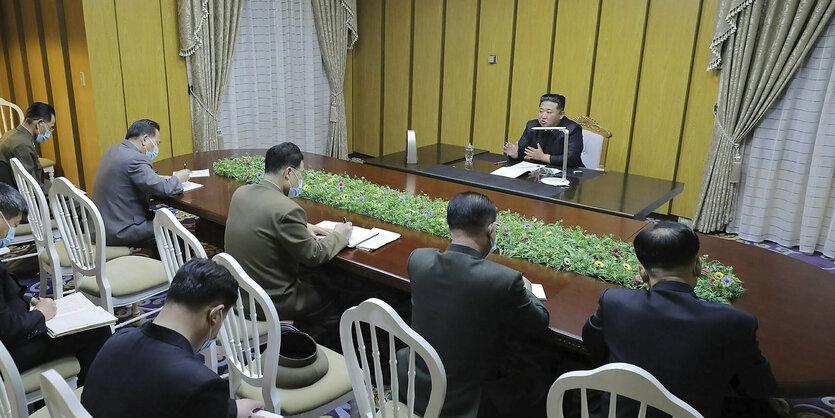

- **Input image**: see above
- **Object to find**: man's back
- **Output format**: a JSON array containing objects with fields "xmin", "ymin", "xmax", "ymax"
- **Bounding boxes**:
[
  {"xmin": 81, "ymin": 322, "xmax": 234, "ymax": 418},
  {"xmin": 583, "ymin": 281, "xmax": 775, "ymax": 417},
  {"xmin": 405, "ymin": 244, "xmax": 549, "ymax": 417}
]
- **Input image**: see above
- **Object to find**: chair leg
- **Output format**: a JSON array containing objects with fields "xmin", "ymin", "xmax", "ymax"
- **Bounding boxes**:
[{"xmin": 132, "ymin": 301, "xmax": 141, "ymax": 316}]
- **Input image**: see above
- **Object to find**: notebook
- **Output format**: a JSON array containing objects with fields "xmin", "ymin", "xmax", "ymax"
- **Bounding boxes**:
[
  {"xmin": 41, "ymin": 293, "xmax": 117, "ymax": 338},
  {"xmin": 181, "ymin": 181, "xmax": 204, "ymax": 192},
  {"xmin": 490, "ymin": 161, "xmax": 543, "ymax": 178},
  {"xmin": 314, "ymin": 220, "xmax": 380, "ymax": 248},
  {"xmin": 252, "ymin": 410, "xmax": 282, "ymax": 418},
  {"xmin": 356, "ymin": 228, "xmax": 401, "ymax": 251},
  {"xmin": 531, "ymin": 283, "xmax": 547, "ymax": 301},
  {"xmin": 173, "ymin": 169, "xmax": 210, "ymax": 178}
]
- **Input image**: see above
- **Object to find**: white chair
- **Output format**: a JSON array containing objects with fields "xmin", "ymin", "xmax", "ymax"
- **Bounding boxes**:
[
  {"xmin": 572, "ymin": 116, "xmax": 612, "ymax": 170},
  {"xmin": 546, "ymin": 363, "xmax": 703, "ymax": 418},
  {"xmin": 0, "ymin": 97, "xmax": 23, "ymax": 136},
  {"xmin": 48, "ymin": 177, "xmax": 168, "ymax": 327},
  {"xmin": 39, "ymin": 370, "xmax": 91, "ymax": 418},
  {"xmin": 10, "ymin": 158, "xmax": 130, "ymax": 299},
  {"xmin": 38, "ymin": 159, "xmax": 55, "ymax": 183},
  {"xmin": 213, "ymin": 252, "xmax": 354, "ymax": 417},
  {"xmin": 0, "ymin": 341, "xmax": 79, "ymax": 417},
  {"xmin": 340, "ymin": 298, "xmax": 447, "ymax": 418}
]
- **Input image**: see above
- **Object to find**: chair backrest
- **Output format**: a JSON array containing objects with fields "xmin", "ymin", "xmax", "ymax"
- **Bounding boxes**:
[
  {"xmin": 10, "ymin": 157, "xmax": 59, "ymax": 261},
  {"xmin": 0, "ymin": 98, "xmax": 23, "ymax": 137},
  {"xmin": 154, "ymin": 208, "xmax": 207, "ymax": 282},
  {"xmin": 212, "ymin": 252, "xmax": 282, "ymax": 413},
  {"xmin": 340, "ymin": 298, "xmax": 447, "ymax": 418},
  {"xmin": 39, "ymin": 369, "xmax": 91, "ymax": 418},
  {"xmin": 572, "ymin": 116, "xmax": 612, "ymax": 170},
  {"xmin": 0, "ymin": 341, "xmax": 27, "ymax": 418},
  {"xmin": 47, "ymin": 177, "xmax": 109, "ymax": 308},
  {"xmin": 546, "ymin": 363, "xmax": 703, "ymax": 418}
]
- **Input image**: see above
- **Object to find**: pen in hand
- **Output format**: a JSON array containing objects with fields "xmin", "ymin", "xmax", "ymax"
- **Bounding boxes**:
[
  {"xmin": 183, "ymin": 163, "xmax": 187, "ymax": 170},
  {"xmin": 343, "ymin": 217, "xmax": 347, "ymax": 223}
]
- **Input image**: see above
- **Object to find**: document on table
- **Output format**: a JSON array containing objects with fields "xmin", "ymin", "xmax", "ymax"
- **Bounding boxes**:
[
  {"xmin": 314, "ymin": 220, "xmax": 380, "ymax": 248},
  {"xmin": 252, "ymin": 410, "xmax": 283, "ymax": 418},
  {"xmin": 173, "ymin": 169, "xmax": 210, "ymax": 178},
  {"xmin": 40, "ymin": 293, "xmax": 117, "ymax": 338},
  {"xmin": 181, "ymin": 181, "xmax": 204, "ymax": 192},
  {"xmin": 531, "ymin": 283, "xmax": 547, "ymax": 300},
  {"xmin": 356, "ymin": 228, "xmax": 401, "ymax": 251},
  {"xmin": 490, "ymin": 161, "xmax": 545, "ymax": 178}
]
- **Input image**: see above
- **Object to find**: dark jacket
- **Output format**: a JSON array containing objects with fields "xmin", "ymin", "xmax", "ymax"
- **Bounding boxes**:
[
  {"xmin": 0, "ymin": 125, "xmax": 51, "ymax": 193},
  {"xmin": 582, "ymin": 280, "xmax": 776, "ymax": 418},
  {"xmin": 0, "ymin": 263, "xmax": 47, "ymax": 349},
  {"xmin": 511, "ymin": 118, "xmax": 585, "ymax": 168},
  {"xmin": 401, "ymin": 244, "xmax": 550, "ymax": 417},
  {"xmin": 81, "ymin": 322, "xmax": 236, "ymax": 418}
]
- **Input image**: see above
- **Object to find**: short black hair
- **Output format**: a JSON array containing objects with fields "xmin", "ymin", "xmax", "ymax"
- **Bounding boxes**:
[
  {"xmin": 125, "ymin": 119, "xmax": 161, "ymax": 140},
  {"xmin": 446, "ymin": 192, "xmax": 497, "ymax": 234},
  {"xmin": 265, "ymin": 142, "xmax": 303, "ymax": 174},
  {"xmin": 634, "ymin": 221, "xmax": 700, "ymax": 272},
  {"xmin": 540, "ymin": 94, "xmax": 565, "ymax": 112},
  {"xmin": 24, "ymin": 102, "xmax": 55, "ymax": 123},
  {"xmin": 166, "ymin": 258, "xmax": 238, "ymax": 312},
  {"xmin": 0, "ymin": 183, "xmax": 27, "ymax": 219}
]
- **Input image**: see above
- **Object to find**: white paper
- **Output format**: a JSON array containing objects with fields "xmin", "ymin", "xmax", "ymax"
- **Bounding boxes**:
[
  {"xmin": 181, "ymin": 181, "xmax": 204, "ymax": 192},
  {"xmin": 0, "ymin": 247, "xmax": 9, "ymax": 256},
  {"xmin": 314, "ymin": 221, "xmax": 380, "ymax": 248},
  {"xmin": 490, "ymin": 161, "xmax": 542, "ymax": 178},
  {"xmin": 356, "ymin": 228, "xmax": 401, "ymax": 251},
  {"xmin": 531, "ymin": 283, "xmax": 547, "ymax": 300},
  {"xmin": 252, "ymin": 410, "xmax": 283, "ymax": 418},
  {"xmin": 174, "ymin": 169, "xmax": 210, "ymax": 178}
]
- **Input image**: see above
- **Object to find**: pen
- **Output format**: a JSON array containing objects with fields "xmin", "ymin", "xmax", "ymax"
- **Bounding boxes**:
[
  {"xmin": 343, "ymin": 217, "xmax": 347, "ymax": 223},
  {"xmin": 493, "ymin": 160, "xmax": 508, "ymax": 166},
  {"xmin": 183, "ymin": 163, "xmax": 187, "ymax": 170}
]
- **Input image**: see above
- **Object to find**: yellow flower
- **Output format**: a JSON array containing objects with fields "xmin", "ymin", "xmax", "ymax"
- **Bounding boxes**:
[
  {"xmin": 439, "ymin": 208, "xmax": 446, "ymax": 213},
  {"xmin": 597, "ymin": 245, "xmax": 602, "ymax": 251},
  {"xmin": 302, "ymin": 184, "xmax": 310, "ymax": 190},
  {"xmin": 622, "ymin": 263, "xmax": 631, "ymax": 270},
  {"xmin": 713, "ymin": 272, "xmax": 724, "ymax": 280},
  {"xmin": 545, "ymin": 231, "xmax": 552, "ymax": 236},
  {"xmin": 341, "ymin": 194, "xmax": 349, "ymax": 199},
  {"xmin": 594, "ymin": 261, "xmax": 605, "ymax": 268},
  {"xmin": 438, "ymin": 218, "xmax": 445, "ymax": 223}
]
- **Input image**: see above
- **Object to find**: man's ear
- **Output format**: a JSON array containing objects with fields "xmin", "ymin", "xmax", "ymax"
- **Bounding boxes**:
[
  {"xmin": 209, "ymin": 305, "xmax": 224, "ymax": 326},
  {"xmin": 692, "ymin": 257, "xmax": 702, "ymax": 278},
  {"xmin": 638, "ymin": 264, "xmax": 649, "ymax": 284}
]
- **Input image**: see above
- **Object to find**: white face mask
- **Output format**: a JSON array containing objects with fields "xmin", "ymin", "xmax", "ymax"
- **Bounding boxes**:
[
  {"xmin": 198, "ymin": 307, "xmax": 222, "ymax": 353},
  {"xmin": 287, "ymin": 168, "xmax": 303, "ymax": 199}
]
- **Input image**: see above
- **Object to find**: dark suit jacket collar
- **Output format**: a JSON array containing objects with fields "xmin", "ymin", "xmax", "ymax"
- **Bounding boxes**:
[
  {"xmin": 142, "ymin": 322, "xmax": 195, "ymax": 354},
  {"xmin": 650, "ymin": 280, "xmax": 696, "ymax": 296},
  {"xmin": 445, "ymin": 243, "xmax": 484, "ymax": 259}
]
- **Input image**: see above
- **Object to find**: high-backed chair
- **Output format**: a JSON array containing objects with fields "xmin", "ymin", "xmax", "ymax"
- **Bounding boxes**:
[
  {"xmin": 546, "ymin": 363, "xmax": 703, "ymax": 418},
  {"xmin": 572, "ymin": 116, "xmax": 612, "ymax": 170},
  {"xmin": 0, "ymin": 97, "xmax": 23, "ymax": 136},
  {"xmin": 39, "ymin": 370, "xmax": 91, "ymax": 418},
  {"xmin": 10, "ymin": 158, "xmax": 130, "ymax": 298},
  {"xmin": 340, "ymin": 298, "xmax": 447, "ymax": 418},
  {"xmin": 48, "ymin": 177, "xmax": 168, "ymax": 327},
  {"xmin": 213, "ymin": 252, "xmax": 354, "ymax": 417},
  {"xmin": 0, "ymin": 340, "xmax": 79, "ymax": 417}
]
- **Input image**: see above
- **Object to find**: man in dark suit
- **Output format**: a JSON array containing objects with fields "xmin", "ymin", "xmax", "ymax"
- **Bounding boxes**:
[
  {"xmin": 502, "ymin": 93, "xmax": 584, "ymax": 168},
  {"xmin": 0, "ymin": 183, "xmax": 110, "ymax": 384},
  {"xmin": 402, "ymin": 192, "xmax": 551, "ymax": 418},
  {"xmin": 0, "ymin": 102, "xmax": 55, "ymax": 194},
  {"xmin": 92, "ymin": 119, "xmax": 190, "ymax": 249},
  {"xmin": 81, "ymin": 257, "xmax": 263, "ymax": 418},
  {"xmin": 582, "ymin": 221, "xmax": 775, "ymax": 418}
]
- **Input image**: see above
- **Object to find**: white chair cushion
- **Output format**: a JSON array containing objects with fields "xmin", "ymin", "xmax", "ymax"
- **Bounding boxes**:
[
  {"xmin": 19, "ymin": 356, "xmax": 80, "ymax": 394},
  {"xmin": 581, "ymin": 129, "xmax": 604, "ymax": 169},
  {"xmin": 30, "ymin": 387, "xmax": 84, "ymax": 418},
  {"xmin": 236, "ymin": 344, "xmax": 352, "ymax": 416},
  {"xmin": 38, "ymin": 158, "xmax": 56, "ymax": 168},
  {"xmin": 78, "ymin": 256, "xmax": 168, "ymax": 298},
  {"xmin": 40, "ymin": 240, "xmax": 132, "ymax": 268}
]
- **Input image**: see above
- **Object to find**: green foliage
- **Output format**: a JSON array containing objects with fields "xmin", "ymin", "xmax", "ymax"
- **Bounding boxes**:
[{"xmin": 214, "ymin": 157, "xmax": 746, "ymax": 304}]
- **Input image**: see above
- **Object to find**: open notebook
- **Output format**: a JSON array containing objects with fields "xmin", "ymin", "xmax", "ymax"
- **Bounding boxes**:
[
  {"xmin": 39, "ymin": 293, "xmax": 117, "ymax": 338},
  {"xmin": 315, "ymin": 221, "xmax": 380, "ymax": 248}
]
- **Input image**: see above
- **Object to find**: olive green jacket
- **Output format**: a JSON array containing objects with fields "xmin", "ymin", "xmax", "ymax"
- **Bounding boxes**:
[{"xmin": 0, "ymin": 125, "xmax": 50, "ymax": 193}]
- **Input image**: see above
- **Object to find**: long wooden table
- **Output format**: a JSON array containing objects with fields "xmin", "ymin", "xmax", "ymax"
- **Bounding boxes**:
[{"xmin": 154, "ymin": 150, "xmax": 835, "ymax": 397}]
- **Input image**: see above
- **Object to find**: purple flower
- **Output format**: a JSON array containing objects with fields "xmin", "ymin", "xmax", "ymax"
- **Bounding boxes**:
[
  {"xmin": 398, "ymin": 196, "xmax": 405, "ymax": 201},
  {"xmin": 256, "ymin": 172, "xmax": 262, "ymax": 178},
  {"xmin": 496, "ymin": 222, "xmax": 503, "ymax": 226},
  {"xmin": 722, "ymin": 277, "xmax": 732, "ymax": 284},
  {"xmin": 593, "ymin": 255, "xmax": 598, "ymax": 259},
  {"xmin": 423, "ymin": 211, "xmax": 432, "ymax": 216},
  {"xmin": 338, "ymin": 186, "xmax": 343, "ymax": 192},
  {"xmin": 502, "ymin": 232, "xmax": 507, "ymax": 236},
  {"xmin": 358, "ymin": 196, "xmax": 365, "ymax": 201},
  {"xmin": 524, "ymin": 224, "xmax": 532, "ymax": 229}
]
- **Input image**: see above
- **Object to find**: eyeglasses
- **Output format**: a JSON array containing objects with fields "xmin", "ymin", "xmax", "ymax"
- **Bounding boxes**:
[{"xmin": 38, "ymin": 120, "xmax": 55, "ymax": 132}]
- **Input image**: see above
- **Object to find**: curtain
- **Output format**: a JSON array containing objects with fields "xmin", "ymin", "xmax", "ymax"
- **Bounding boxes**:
[
  {"xmin": 311, "ymin": 0, "xmax": 358, "ymax": 159},
  {"xmin": 728, "ymin": 18, "xmax": 835, "ymax": 258},
  {"xmin": 177, "ymin": 0, "xmax": 245, "ymax": 151},
  {"xmin": 217, "ymin": 0, "xmax": 331, "ymax": 154},
  {"xmin": 692, "ymin": 0, "xmax": 835, "ymax": 233}
]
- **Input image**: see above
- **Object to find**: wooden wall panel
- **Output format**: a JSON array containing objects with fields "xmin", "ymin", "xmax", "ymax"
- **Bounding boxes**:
[
  {"xmin": 159, "ymin": 0, "xmax": 193, "ymax": 157},
  {"xmin": 588, "ymin": 0, "xmax": 648, "ymax": 173},
  {"xmin": 1, "ymin": 0, "xmax": 30, "ymax": 107},
  {"xmin": 673, "ymin": 0, "xmax": 721, "ymax": 218},
  {"xmin": 352, "ymin": 0, "xmax": 383, "ymax": 156},
  {"xmin": 471, "ymin": 0, "xmax": 515, "ymax": 153},
  {"xmin": 507, "ymin": 0, "xmax": 557, "ymax": 144},
  {"xmin": 438, "ymin": 0, "xmax": 478, "ymax": 148},
  {"xmin": 410, "ymin": 0, "xmax": 443, "ymax": 147},
  {"xmin": 381, "ymin": 0, "xmax": 412, "ymax": 155},
  {"xmin": 0, "ymin": 24, "xmax": 11, "ymax": 100},
  {"xmin": 551, "ymin": 0, "xmax": 601, "ymax": 117}
]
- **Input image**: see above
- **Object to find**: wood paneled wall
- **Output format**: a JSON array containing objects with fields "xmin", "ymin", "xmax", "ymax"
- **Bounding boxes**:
[
  {"xmin": 0, "ymin": 0, "xmax": 191, "ymax": 191},
  {"xmin": 348, "ymin": 0, "xmax": 720, "ymax": 218}
]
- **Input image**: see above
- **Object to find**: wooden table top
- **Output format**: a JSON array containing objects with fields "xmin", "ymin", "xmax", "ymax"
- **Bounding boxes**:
[{"xmin": 154, "ymin": 150, "xmax": 835, "ymax": 397}]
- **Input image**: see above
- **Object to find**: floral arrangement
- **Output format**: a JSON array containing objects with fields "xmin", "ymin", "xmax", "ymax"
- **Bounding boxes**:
[{"xmin": 213, "ymin": 156, "xmax": 746, "ymax": 304}]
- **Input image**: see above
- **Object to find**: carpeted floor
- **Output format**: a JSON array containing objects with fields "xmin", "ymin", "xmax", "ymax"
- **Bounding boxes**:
[{"xmin": 5, "ymin": 205, "xmax": 833, "ymax": 418}]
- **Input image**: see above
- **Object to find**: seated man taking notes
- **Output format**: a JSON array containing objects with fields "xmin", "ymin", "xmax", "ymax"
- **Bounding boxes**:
[
  {"xmin": 225, "ymin": 142, "xmax": 353, "ymax": 330},
  {"xmin": 503, "ymin": 93, "xmax": 584, "ymax": 168}
]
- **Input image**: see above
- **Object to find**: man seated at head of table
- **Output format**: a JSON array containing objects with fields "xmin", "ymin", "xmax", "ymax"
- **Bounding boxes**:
[
  {"xmin": 81, "ymin": 257, "xmax": 264, "ymax": 418},
  {"xmin": 502, "ymin": 93, "xmax": 584, "ymax": 168},
  {"xmin": 582, "ymin": 221, "xmax": 775, "ymax": 417},
  {"xmin": 224, "ymin": 142, "xmax": 353, "ymax": 334},
  {"xmin": 92, "ymin": 119, "xmax": 191, "ymax": 250},
  {"xmin": 0, "ymin": 102, "xmax": 56, "ymax": 194},
  {"xmin": 400, "ymin": 191, "xmax": 551, "ymax": 417}
]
